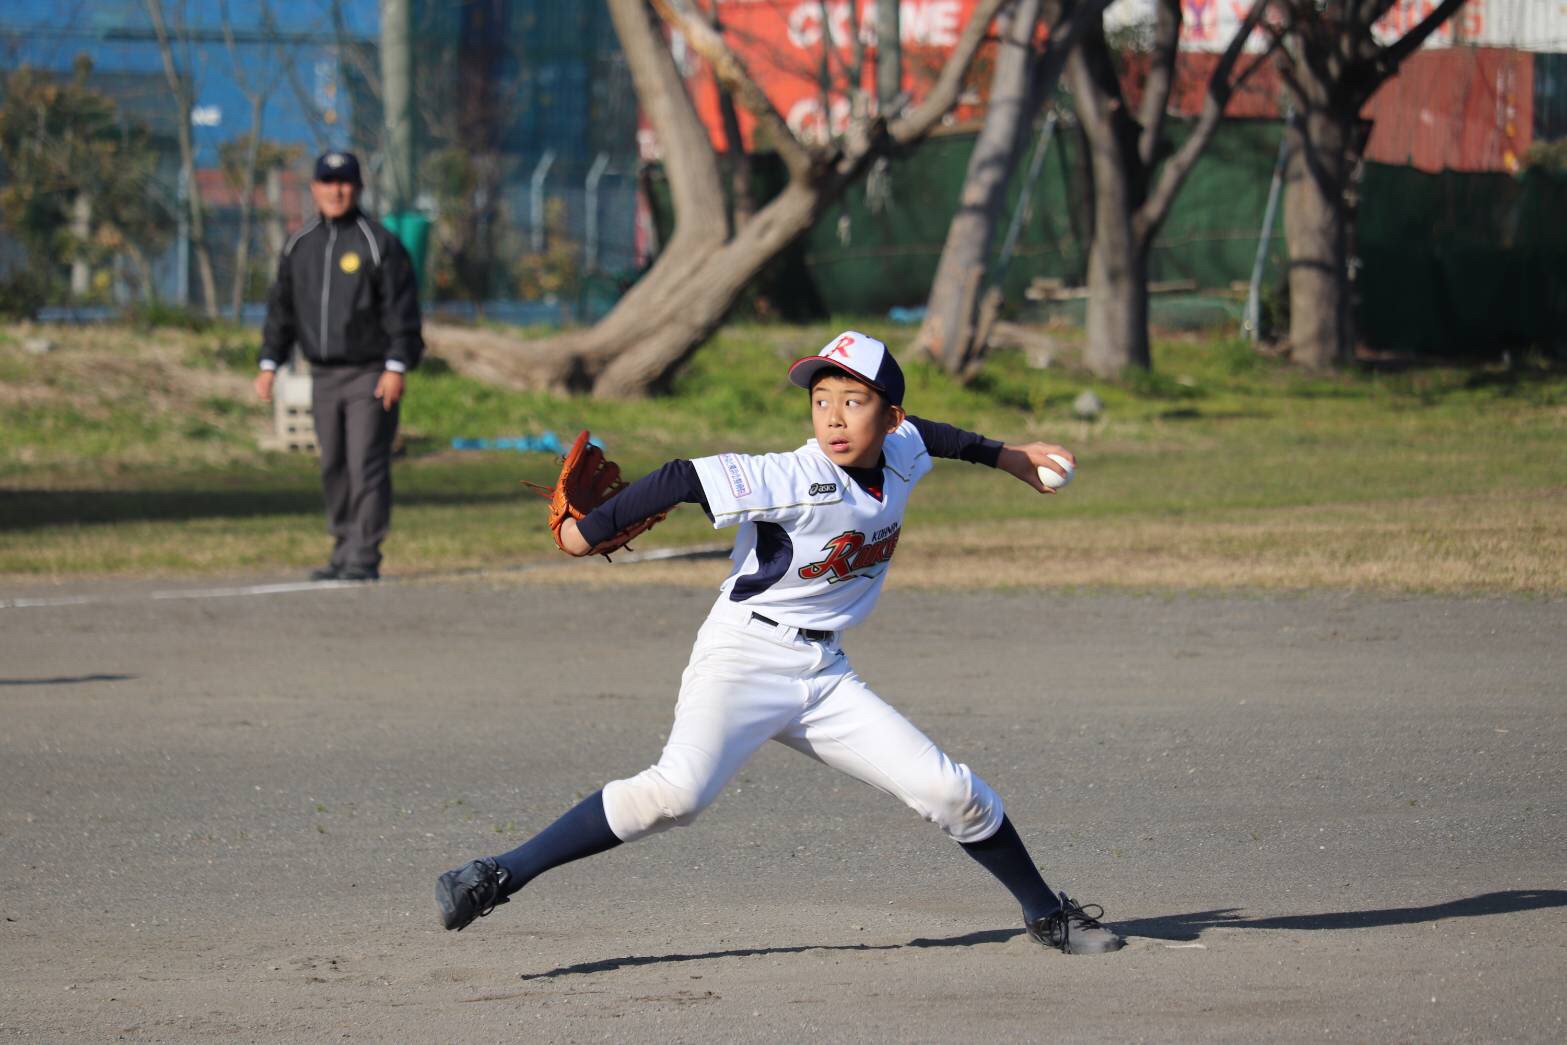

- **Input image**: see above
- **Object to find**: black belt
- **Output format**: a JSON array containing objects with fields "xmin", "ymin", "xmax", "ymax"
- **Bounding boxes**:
[{"xmin": 750, "ymin": 612, "xmax": 835, "ymax": 643}]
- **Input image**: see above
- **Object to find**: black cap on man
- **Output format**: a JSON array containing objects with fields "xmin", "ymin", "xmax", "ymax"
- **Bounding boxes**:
[{"xmin": 314, "ymin": 150, "xmax": 363, "ymax": 186}]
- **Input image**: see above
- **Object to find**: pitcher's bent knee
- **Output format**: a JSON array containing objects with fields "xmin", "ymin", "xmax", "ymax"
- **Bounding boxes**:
[
  {"xmin": 925, "ymin": 764, "xmax": 1003, "ymax": 844},
  {"xmin": 602, "ymin": 768, "xmax": 707, "ymax": 842}
]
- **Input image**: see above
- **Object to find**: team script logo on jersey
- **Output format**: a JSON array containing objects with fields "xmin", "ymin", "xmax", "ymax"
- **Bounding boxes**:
[{"xmin": 798, "ymin": 524, "xmax": 900, "ymax": 583}]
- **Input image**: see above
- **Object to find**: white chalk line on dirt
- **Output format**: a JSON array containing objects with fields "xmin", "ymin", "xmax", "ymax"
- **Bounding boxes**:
[
  {"xmin": 0, "ymin": 545, "xmax": 732, "ymax": 610},
  {"xmin": 0, "ymin": 580, "xmax": 360, "ymax": 609}
]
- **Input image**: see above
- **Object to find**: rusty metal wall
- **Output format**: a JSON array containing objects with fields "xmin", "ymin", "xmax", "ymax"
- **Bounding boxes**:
[
  {"xmin": 1128, "ymin": 46, "xmax": 1544, "ymax": 173},
  {"xmin": 1361, "ymin": 47, "xmax": 1535, "ymax": 173}
]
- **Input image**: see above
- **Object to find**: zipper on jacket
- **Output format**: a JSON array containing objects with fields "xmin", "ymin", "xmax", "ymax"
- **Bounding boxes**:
[{"xmin": 319, "ymin": 224, "xmax": 337, "ymax": 360}]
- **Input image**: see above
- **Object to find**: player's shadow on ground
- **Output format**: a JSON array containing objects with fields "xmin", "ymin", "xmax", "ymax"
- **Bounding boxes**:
[
  {"xmin": 519, "ymin": 942, "xmax": 902, "ymax": 980},
  {"xmin": 516, "ymin": 891, "xmax": 1566, "ymax": 979},
  {"xmin": 1112, "ymin": 889, "xmax": 1567, "ymax": 943},
  {"xmin": 516, "ymin": 929, "xmax": 1017, "ymax": 981},
  {"xmin": 0, "ymin": 673, "xmax": 136, "ymax": 685}
]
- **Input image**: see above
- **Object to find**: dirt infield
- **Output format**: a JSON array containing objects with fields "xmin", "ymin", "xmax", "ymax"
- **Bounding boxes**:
[{"xmin": 2, "ymin": 578, "xmax": 1563, "ymax": 1042}]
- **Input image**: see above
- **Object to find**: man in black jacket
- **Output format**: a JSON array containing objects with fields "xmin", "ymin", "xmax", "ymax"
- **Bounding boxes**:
[{"xmin": 255, "ymin": 151, "xmax": 424, "ymax": 581}]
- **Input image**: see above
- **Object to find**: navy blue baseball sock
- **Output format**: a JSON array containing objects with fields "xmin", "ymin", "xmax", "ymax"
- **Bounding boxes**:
[
  {"xmin": 959, "ymin": 816, "xmax": 1060, "ymax": 923},
  {"xmin": 492, "ymin": 789, "xmax": 622, "ymax": 898}
]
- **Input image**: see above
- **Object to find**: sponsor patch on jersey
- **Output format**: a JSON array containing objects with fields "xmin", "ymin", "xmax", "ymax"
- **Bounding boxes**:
[
  {"xmin": 808, "ymin": 482, "xmax": 837, "ymax": 496},
  {"xmin": 339, "ymin": 251, "xmax": 361, "ymax": 274},
  {"xmin": 717, "ymin": 453, "xmax": 752, "ymax": 498}
]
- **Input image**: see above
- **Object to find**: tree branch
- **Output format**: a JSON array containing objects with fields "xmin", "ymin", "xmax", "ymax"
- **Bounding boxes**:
[
  {"xmin": 1028, "ymin": 0, "xmax": 1113, "ymax": 110},
  {"xmin": 608, "ymin": 0, "xmax": 726, "ymax": 232},
  {"xmin": 847, "ymin": 0, "xmax": 868, "ymax": 117},
  {"xmin": 651, "ymin": 0, "xmax": 821, "ymax": 181},
  {"xmin": 1137, "ymin": 0, "xmax": 1182, "ymax": 169},
  {"xmin": 1353, "ymin": 0, "xmax": 1398, "ymax": 24},
  {"xmin": 1305, "ymin": 21, "xmax": 1342, "ymax": 95},
  {"xmin": 1371, "ymin": 0, "xmax": 1467, "ymax": 90},
  {"xmin": 143, "ymin": 0, "xmax": 190, "ymax": 109},
  {"xmin": 1135, "ymin": 0, "xmax": 1269, "ymax": 245},
  {"xmin": 887, "ymin": 0, "xmax": 1011, "ymax": 144},
  {"xmin": 1262, "ymin": 5, "xmax": 1315, "ymax": 110}
]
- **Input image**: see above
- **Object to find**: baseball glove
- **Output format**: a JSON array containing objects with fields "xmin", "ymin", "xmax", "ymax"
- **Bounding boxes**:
[{"xmin": 522, "ymin": 430, "xmax": 670, "ymax": 558}]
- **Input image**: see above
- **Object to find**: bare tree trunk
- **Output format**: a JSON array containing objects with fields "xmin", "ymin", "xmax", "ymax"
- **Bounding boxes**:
[
  {"xmin": 146, "ymin": 0, "xmax": 219, "ymax": 317},
  {"xmin": 69, "ymin": 192, "xmax": 92, "ymax": 298},
  {"xmin": 264, "ymin": 166, "xmax": 285, "ymax": 256},
  {"xmin": 220, "ymin": 0, "xmax": 284, "ymax": 319},
  {"xmin": 1065, "ymin": 18, "xmax": 1150, "ymax": 377},
  {"xmin": 917, "ymin": 0, "xmax": 1045, "ymax": 373},
  {"xmin": 124, "ymin": 240, "xmax": 157, "ymax": 303},
  {"xmin": 1283, "ymin": 111, "xmax": 1354, "ymax": 369},
  {"xmin": 1269, "ymin": 0, "xmax": 1468, "ymax": 368},
  {"xmin": 230, "ymin": 103, "xmax": 264, "ymax": 318},
  {"xmin": 1083, "ymin": 241, "xmax": 1152, "ymax": 374},
  {"xmin": 1065, "ymin": 0, "xmax": 1266, "ymax": 377},
  {"xmin": 707, "ymin": 2, "xmax": 754, "ymax": 230},
  {"xmin": 876, "ymin": 0, "xmax": 902, "ymax": 109},
  {"xmin": 1080, "ymin": 133, "xmax": 1151, "ymax": 374},
  {"xmin": 380, "ymin": 0, "xmax": 416, "ymax": 212}
]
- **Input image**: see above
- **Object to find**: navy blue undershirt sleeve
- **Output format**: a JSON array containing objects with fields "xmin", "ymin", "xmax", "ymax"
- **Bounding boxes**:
[
  {"xmin": 577, "ymin": 459, "xmax": 709, "ymax": 548},
  {"xmin": 907, "ymin": 415, "xmax": 1004, "ymax": 467}
]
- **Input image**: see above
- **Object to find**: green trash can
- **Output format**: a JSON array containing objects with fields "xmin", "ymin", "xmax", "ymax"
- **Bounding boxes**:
[{"xmin": 381, "ymin": 211, "xmax": 431, "ymax": 291}]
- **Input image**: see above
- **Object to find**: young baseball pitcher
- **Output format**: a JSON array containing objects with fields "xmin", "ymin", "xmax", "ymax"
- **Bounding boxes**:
[{"xmin": 436, "ymin": 331, "xmax": 1122, "ymax": 955}]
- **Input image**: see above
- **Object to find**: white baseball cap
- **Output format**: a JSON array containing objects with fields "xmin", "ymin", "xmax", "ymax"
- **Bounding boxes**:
[{"xmin": 787, "ymin": 330, "xmax": 906, "ymax": 406}]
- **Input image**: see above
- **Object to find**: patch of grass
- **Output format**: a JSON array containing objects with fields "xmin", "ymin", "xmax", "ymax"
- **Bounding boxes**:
[
  {"xmin": 185, "ymin": 338, "xmax": 260, "ymax": 372},
  {"xmin": 3, "ymin": 319, "xmax": 1566, "ymax": 591},
  {"xmin": 123, "ymin": 301, "xmax": 224, "ymax": 333}
]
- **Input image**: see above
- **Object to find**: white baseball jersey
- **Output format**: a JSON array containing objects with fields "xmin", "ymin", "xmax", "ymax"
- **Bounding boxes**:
[{"xmin": 689, "ymin": 419, "xmax": 935, "ymax": 632}]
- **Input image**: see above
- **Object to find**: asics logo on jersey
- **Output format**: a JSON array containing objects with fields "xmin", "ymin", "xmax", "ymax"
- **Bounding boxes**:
[
  {"xmin": 798, "ymin": 526, "xmax": 901, "ymax": 583},
  {"xmin": 809, "ymin": 482, "xmax": 837, "ymax": 496}
]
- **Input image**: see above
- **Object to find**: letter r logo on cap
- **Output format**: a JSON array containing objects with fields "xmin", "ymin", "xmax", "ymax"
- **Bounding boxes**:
[{"xmin": 826, "ymin": 335, "xmax": 855, "ymax": 359}]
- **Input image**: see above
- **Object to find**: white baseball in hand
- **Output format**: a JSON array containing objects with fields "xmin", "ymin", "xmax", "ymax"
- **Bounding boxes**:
[{"xmin": 1037, "ymin": 453, "xmax": 1074, "ymax": 490}]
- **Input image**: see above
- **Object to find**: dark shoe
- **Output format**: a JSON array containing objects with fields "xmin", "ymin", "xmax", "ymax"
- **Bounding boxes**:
[
  {"xmin": 309, "ymin": 565, "xmax": 341, "ymax": 582},
  {"xmin": 337, "ymin": 565, "xmax": 379, "ymax": 582},
  {"xmin": 1026, "ymin": 892, "xmax": 1124, "ymax": 955},
  {"xmin": 436, "ymin": 857, "xmax": 509, "ymax": 931}
]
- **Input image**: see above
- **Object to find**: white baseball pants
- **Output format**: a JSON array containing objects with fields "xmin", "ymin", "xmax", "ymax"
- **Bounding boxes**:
[{"xmin": 602, "ymin": 603, "xmax": 1004, "ymax": 844}]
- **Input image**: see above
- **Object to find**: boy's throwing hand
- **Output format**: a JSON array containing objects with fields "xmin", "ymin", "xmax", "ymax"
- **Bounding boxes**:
[{"xmin": 998, "ymin": 443, "xmax": 1077, "ymax": 494}]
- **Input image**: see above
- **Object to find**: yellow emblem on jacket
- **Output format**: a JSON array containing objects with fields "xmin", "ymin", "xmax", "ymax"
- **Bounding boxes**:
[{"xmin": 339, "ymin": 251, "xmax": 361, "ymax": 274}]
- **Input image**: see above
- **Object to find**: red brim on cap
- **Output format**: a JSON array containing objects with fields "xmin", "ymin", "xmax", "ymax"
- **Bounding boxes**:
[{"xmin": 787, "ymin": 355, "xmax": 884, "ymax": 393}]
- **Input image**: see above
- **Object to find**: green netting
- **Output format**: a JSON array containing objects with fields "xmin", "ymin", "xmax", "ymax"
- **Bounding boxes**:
[
  {"xmin": 786, "ymin": 119, "xmax": 1288, "ymax": 313},
  {"xmin": 1357, "ymin": 164, "xmax": 1567, "ymax": 355}
]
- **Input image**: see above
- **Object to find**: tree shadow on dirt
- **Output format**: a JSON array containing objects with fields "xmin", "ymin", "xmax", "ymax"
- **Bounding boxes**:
[
  {"xmin": 514, "ymin": 891, "xmax": 1566, "ymax": 979},
  {"xmin": 1112, "ymin": 889, "xmax": 1567, "ymax": 943}
]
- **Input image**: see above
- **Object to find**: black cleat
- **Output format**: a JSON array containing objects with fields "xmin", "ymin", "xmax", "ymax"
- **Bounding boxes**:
[
  {"xmin": 309, "ymin": 565, "xmax": 341, "ymax": 581},
  {"xmin": 1026, "ymin": 892, "xmax": 1125, "ymax": 955},
  {"xmin": 436, "ymin": 857, "xmax": 509, "ymax": 931},
  {"xmin": 337, "ymin": 565, "xmax": 380, "ymax": 582}
]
